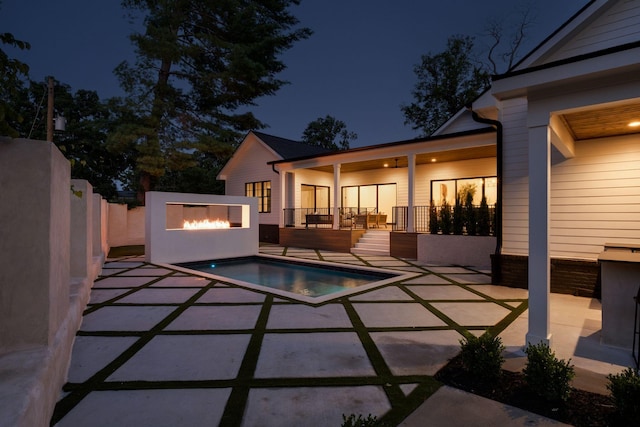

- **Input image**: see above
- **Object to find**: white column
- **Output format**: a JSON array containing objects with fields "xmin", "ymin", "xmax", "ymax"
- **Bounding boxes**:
[
  {"xmin": 407, "ymin": 154, "xmax": 416, "ymax": 233},
  {"xmin": 279, "ymin": 169, "xmax": 286, "ymax": 228},
  {"xmin": 333, "ymin": 163, "xmax": 341, "ymax": 229},
  {"xmin": 526, "ymin": 124, "xmax": 552, "ymax": 346}
]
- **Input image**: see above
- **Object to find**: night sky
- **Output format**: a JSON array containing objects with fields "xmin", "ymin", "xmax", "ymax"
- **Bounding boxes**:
[{"xmin": 1, "ymin": 0, "xmax": 588, "ymax": 147}]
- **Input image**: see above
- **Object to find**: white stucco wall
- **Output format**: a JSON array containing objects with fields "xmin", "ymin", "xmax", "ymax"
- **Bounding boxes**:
[
  {"xmin": 70, "ymin": 179, "xmax": 93, "ymax": 279},
  {"xmin": 108, "ymin": 204, "xmax": 145, "ymax": 247},
  {"xmin": 145, "ymin": 191, "xmax": 258, "ymax": 264}
]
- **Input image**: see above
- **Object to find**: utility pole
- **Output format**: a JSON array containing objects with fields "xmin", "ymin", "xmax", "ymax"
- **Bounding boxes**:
[{"xmin": 46, "ymin": 76, "xmax": 54, "ymax": 142}]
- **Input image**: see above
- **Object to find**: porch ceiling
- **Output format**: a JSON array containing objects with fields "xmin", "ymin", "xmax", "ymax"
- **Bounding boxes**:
[
  {"xmin": 307, "ymin": 145, "xmax": 497, "ymax": 173},
  {"xmin": 561, "ymin": 102, "xmax": 640, "ymax": 140}
]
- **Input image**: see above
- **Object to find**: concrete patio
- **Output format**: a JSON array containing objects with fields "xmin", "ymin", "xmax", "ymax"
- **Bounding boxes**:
[{"xmin": 51, "ymin": 245, "xmax": 634, "ymax": 426}]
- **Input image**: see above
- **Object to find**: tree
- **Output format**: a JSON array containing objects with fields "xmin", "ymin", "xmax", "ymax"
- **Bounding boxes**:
[
  {"xmin": 301, "ymin": 115, "xmax": 356, "ymax": 150},
  {"xmin": 401, "ymin": 35, "xmax": 490, "ymax": 137},
  {"xmin": 0, "ymin": 32, "xmax": 30, "ymax": 137},
  {"xmin": 482, "ymin": 5, "xmax": 535, "ymax": 75},
  {"xmin": 111, "ymin": 0, "xmax": 311, "ymax": 201},
  {"xmin": 402, "ymin": 5, "xmax": 535, "ymax": 136}
]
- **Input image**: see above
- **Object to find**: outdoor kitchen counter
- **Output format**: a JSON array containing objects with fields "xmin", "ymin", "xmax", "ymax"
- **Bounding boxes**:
[{"xmin": 598, "ymin": 243, "xmax": 640, "ymax": 349}]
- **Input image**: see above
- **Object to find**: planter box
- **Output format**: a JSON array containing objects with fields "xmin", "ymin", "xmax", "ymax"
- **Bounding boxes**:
[{"xmin": 418, "ymin": 234, "xmax": 496, "ymax": 267}]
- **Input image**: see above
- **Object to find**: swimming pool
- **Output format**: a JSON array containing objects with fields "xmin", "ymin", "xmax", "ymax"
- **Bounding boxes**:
[{"xmin": 171, "ymin": 255, "xmax": 415, "ymax": 303}]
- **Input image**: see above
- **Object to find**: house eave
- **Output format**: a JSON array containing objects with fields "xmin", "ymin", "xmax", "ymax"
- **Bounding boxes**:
[{"xmin": 492, "ymin": 42, "xmax": 640, "ymax": 100}]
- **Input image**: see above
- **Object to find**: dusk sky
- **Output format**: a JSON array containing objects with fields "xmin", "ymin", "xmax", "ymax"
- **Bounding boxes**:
[{"xmin": 1, "ymin": 0, "xmax": 588, "ymax": 147}]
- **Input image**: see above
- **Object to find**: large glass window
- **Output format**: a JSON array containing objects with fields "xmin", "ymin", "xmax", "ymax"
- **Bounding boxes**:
[
  {"xmin": 341, "ymin": 183, "xmax": 396, "ymax": 215},
  {"xmin": 430, "ymin": 177, "xmax": 496, "ymax": 205},
  {"xmin": 301, "ymin": 184, "xmax": 330, "ymax": 212},
  {"xmin": 245, "ymin": 181, "xmax": 271, "ymax": 213}
]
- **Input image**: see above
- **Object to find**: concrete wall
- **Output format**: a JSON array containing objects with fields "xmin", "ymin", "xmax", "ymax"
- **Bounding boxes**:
[
  {"xmin": 0, "ymin": 138, "xmax": 70, "ymax": 350},
  {"xmin": 108, "ymin": 204, "xmax": 145, "ymax": 248},
  {"xmin": 0, "ymin": 138, "xmax": 106, "ymax": 427},
  {"xmin": 418, "ymin": 234, "xmax": 496, "ymax": 267},
  {"xmin": 71, "ymin": 179, "xmax": 93, "ymax": 279},
  {"xmin": 145, "ymin": 191, "xmax": 258, "ymax": 264}
]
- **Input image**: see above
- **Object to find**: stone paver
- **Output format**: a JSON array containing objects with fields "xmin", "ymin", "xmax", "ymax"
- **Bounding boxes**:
[{"xmin": 52, "ymin": 247, "xmax": 600, "ymax": 427}]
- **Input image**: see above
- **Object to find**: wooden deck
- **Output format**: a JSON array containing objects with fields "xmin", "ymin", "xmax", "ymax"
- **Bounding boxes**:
[{"xmin": 279, "ymin": 228, "xmax": 366, "ymax": 253}]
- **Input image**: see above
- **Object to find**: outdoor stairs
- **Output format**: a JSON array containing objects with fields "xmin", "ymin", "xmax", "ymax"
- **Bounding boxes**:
[{"xmin": 351, "ymin": 230, "xmax": 390, "ymax": 256}]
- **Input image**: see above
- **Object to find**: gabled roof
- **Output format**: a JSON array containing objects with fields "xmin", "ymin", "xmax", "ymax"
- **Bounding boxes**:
[{"xmin": 253, "ymin": 131, "xmax": 334, "ymax": 160}]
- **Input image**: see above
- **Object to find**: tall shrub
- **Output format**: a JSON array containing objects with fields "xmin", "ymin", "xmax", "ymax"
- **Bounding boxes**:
[
  {"xmin": 453, "ymin": 196, "xmax": 464, "ymax": 235},
  {"xmin": 440, "ymin": 200, "xmax": 452, "ymax": 235},
  {"xmin": 464, "ymin": 191, "xmax": 477, "ymax": 236},
  {"xmin": 429, "ymin": 201, "xmax": 439, "ymax": 234},
  {"xmin": 477, "ymin": 195, "xmax": 491, "ymax": 236}
]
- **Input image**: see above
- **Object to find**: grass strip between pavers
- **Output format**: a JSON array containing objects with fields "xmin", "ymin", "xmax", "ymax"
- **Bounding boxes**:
[
  {"xmin": 50, "ymin": 279, "xmax": 221, "ymax": 425},
  {"xmin": 218, "ymin": 295, "xmax": 273, "ymax": 427},
  {"xmin": 54, "ymin": 251, "xmax": 531, "ymax": 426},
  {"xmin": 341, "ymin": 300, "xmax": 408, "ymax": 412}
]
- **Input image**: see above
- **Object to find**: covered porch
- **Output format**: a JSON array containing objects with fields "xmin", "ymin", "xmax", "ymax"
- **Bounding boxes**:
[{"xmin": 269, "ymin": 128, "xmax": 498, "ymax": 256}]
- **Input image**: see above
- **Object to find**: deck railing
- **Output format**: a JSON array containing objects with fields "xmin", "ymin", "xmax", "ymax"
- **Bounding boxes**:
[
  {"xmin": 392, "ymin": 205, "xmax": 496, "ymax": 236},
  {"xmin": 283, "ymin": 207, "xmax": 375, "ymax": 228}
]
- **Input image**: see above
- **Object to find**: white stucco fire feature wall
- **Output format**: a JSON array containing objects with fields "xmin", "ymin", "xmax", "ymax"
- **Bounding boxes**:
[{"xmin": 145, "ymin": 191, "xmax": 258, "ymax": 264}]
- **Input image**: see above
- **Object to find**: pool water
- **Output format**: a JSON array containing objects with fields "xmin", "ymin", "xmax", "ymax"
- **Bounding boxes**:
[{"xmin": 176, "ymin": 256, "xmax": 395, "ymax": 298}]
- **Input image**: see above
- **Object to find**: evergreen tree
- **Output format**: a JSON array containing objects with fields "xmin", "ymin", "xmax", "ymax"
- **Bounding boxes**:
[{"xmin": 111, "ymin": 0, "xmax": 311, "ymax": 200}]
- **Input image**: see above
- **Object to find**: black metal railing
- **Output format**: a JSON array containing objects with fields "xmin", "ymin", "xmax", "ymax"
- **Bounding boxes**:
[
  {"xmin": 283, "ymin": 207, "xmax": 376, "ymax": 229},
  {"xmin": 392, "ymin": 204, "xmax": 496, "ymax": 236}
]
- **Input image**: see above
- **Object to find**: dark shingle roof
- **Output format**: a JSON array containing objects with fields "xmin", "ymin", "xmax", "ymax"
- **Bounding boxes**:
[{"xmin": 253, "ymin": 131, "xmax": 334, "ymax": 160}]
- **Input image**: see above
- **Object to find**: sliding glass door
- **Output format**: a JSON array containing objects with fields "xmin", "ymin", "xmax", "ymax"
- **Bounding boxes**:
[{"xmin": 341, "ymin": 183, "xmax": 396, "ymax": 217}]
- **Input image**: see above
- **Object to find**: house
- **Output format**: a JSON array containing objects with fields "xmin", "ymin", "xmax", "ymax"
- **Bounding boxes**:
[{"xmin": 218, "ymin": 0, "xmax": 640, "ymax": 345}]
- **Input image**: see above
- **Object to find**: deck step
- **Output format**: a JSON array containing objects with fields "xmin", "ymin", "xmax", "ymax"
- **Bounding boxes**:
[{"xmin": 351, "ymin": 230, "xmax": 390, "ymax": 256}]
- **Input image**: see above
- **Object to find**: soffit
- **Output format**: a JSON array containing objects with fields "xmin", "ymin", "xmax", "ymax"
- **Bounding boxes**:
[
  {"xmin": 561, "ymin": 102, "xmax": 640, "ymax": 140},
  {"xmin": 307, "ymin": 145, "xmax": 497, "ymax": 173}
]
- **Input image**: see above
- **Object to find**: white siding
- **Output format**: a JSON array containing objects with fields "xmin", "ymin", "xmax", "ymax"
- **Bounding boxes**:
[
  {"xmin": 501, "ymin": 98, "xmax": 530, "ymax": 256},
  {"xmin": 223, "ymin": 137, "xmax": 281, "ymax": 225},
  {"xmin": 501, "ymin": 95, "xmax": 640, "ymax": 261},
  {"xmin": 293, "ymin": 169, "xmax": 334, "ymax": 208},
  {"xmin": 543, "ymin": 0, "xmax": 640, "ymax": 63},
  {"xmin": 550, "ymin": 134, "xmax": 640, "ymax": 260}
]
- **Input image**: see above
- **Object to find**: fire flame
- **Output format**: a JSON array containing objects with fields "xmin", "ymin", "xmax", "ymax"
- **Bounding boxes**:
[{"xmin": 182, "ymin": 219, "xmax": 230, "ymax": 229}]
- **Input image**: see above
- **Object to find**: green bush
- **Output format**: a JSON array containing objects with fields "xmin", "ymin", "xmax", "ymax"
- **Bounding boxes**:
[
  {"xmin": 477, "ymin": 195, "xmax": 491, "ymax": 236},
  {"xmin": 523, "ymin": 342, "xmax": 575, "ymax": 402},
  {"xmin": 429, "ymin": 201, "xmax": 439, "ymax": 234},
  {"xmin": 453, "ymin": 196, "xmax": 464, "ymax": 235},
  {"xmin": 440, "ymin": 200, "xmax": 452, "ymax": 235},
  {"xmin": 341, "ymin": 413, "xmax": 378, "ymax": 427},
  {"xmin": 464, "ymin": 191, "xmax": 477, "ymax": 236},
  {"xmin": 607, "ymin": 367, "xmax": 640, "ymax": 424},
  {"xmin": 459, "ymin": 333, "xmax": 505, "ymax": 384}
]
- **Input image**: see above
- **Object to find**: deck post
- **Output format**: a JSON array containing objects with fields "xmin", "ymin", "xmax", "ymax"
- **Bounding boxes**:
[
  {"xmin": 407, "ymin": 153, "xmax": 416, "ymax": 233},
  {"xmin": 526, "ymin": 124, "xmax": 552, "ymax": 346},
  {"xmin": 333, "ymin": 163, "xmax": 341, "ymax": 229}
]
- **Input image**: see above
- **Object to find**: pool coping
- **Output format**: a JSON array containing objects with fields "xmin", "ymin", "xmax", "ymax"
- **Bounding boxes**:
[{"xmin": 158, "ymin": 253, "xmax": 420, "ymax": 304}]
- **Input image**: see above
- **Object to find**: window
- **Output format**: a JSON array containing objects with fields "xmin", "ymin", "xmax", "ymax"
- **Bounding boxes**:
[
  {"xmin": 341, "ymin": 183, "xmax": 397, "ymax": 215},
  {"xmin": 245, "ymin": 181, "xmax": 271, "ymax": 213},
  {"xmin": 301, "ymin": 184, "xmax": 330, "ymax": 212},
  {"xmin": 430, "ymin": 177, "xmax": 497, "ymax": 205}
]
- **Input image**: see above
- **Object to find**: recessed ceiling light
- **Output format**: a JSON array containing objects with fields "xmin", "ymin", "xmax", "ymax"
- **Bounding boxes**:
[{"xmin": 629, "ymin": 121, "xmax": 640, "ymax": 127}]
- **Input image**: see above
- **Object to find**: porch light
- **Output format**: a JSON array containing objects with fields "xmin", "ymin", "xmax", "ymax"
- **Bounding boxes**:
[
  {"xmin": 383, "ymin": 163, "xmax": 389, "ymax": 167},
  {"xmin": 431, "ymin": 158, "xmax": 437, "ymax": 163},
  {"xmin": 629, "ymin": 121, "xmax": 640, "ymax": 127}
]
